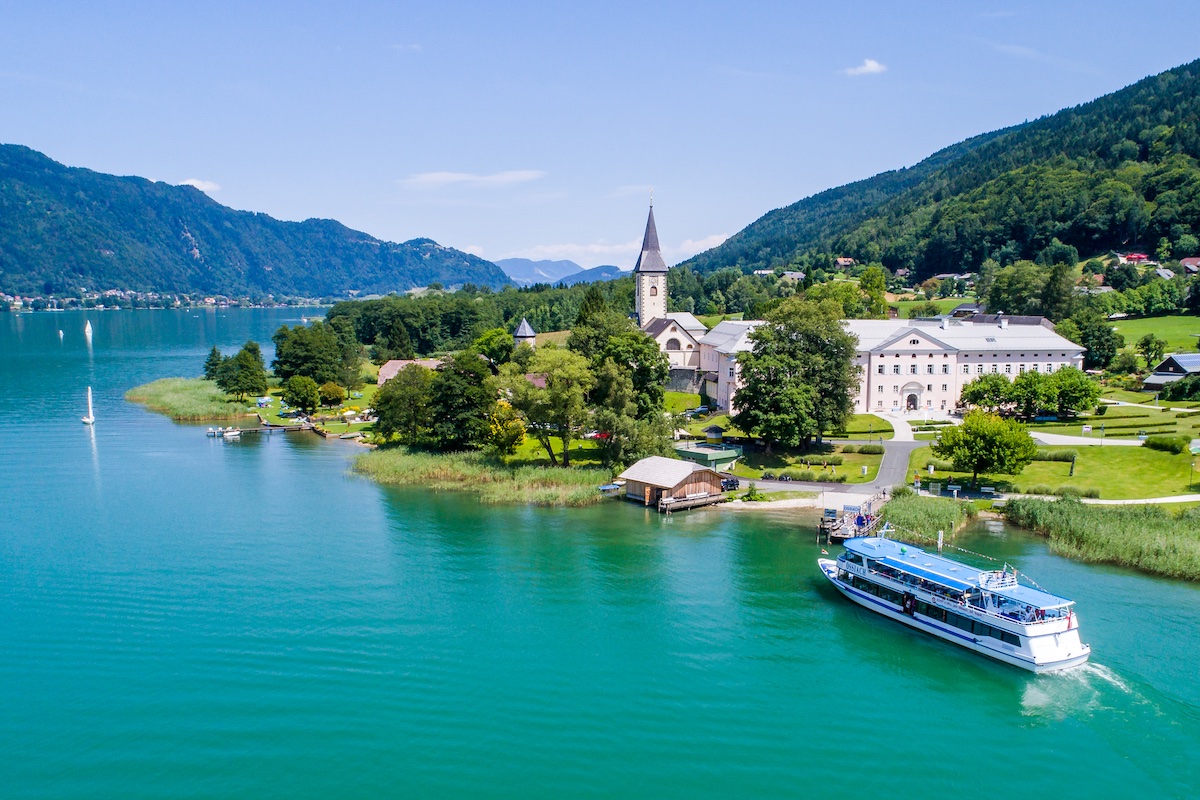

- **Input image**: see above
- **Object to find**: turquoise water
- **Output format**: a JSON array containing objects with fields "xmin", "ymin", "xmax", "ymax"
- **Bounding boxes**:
[{"xmin": 3, "ymin": 309, "xmax": 1200, "ymax": 798}]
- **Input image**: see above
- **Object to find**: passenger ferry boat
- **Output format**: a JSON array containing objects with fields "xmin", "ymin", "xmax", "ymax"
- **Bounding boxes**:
[{"xmin": 819, "ymin": 534, "xmax": 1089, "ymax": 673}]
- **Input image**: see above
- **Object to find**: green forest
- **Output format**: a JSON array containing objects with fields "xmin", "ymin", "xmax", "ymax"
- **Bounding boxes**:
[
  {"xmin": 684, "ymin": 58, "xmax": 1200, "ymax": 279},
  {"xmin": 0, "ymin": 145, "xmax": 509, "ymax": 297}
]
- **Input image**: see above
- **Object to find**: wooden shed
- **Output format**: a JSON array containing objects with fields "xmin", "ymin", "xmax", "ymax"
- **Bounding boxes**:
[{"xmin": 617, "ymin": 456, "xmax": 726, "ymax": 512}]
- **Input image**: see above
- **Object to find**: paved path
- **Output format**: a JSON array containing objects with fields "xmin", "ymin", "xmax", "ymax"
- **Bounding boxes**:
[
  {"xmin": 1031, "ymin": 431, "xmax": 1143, "ymax": 447},
  {"xmin": 723, "ymin": 438, "xmax": 924, "ymax": 496},
  {"xmin": 1081, "ymin": 494, "xmax": 1200, "ymax": 505}
]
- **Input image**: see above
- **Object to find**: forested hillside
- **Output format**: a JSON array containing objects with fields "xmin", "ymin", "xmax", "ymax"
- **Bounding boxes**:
[
  {"xmin": 0, "ymin": 145, "xmax": 510, "ymax": 297},
  {"xmin": 685, "ymin": 59, "xmax": 1200, "ymax": 279}
]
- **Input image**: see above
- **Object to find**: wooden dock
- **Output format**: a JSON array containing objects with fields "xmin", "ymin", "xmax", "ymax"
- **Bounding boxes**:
[
  {"xmin": 207, "ymin": 423, "xmax": 312, "ymax": 436},
  {"xmin": 658, "ymin": 493, "xmax": 728, "ymax": 513},
  {"xmin": 817, "ymin": 489, "xmax": 889, "ymax": 544}
]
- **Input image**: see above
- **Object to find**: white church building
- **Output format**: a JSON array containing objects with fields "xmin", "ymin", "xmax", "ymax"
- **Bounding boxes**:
[{"xmin": 631, "ymin": 206, "xmax": 1085, "ymax": 415}]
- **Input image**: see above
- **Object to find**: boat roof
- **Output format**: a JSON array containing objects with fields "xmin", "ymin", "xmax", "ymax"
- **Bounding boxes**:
[{"xmin": 844, "ymin": 537, "xmax": 1074, "ymax": 608}]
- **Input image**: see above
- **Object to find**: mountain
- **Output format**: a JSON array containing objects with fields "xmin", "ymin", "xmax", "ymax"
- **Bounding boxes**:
[
  {"xmin": 685, "ymin": 58, "xmax": 1200, "ymax": 280},
  {"xmin": 557, "ymin": 264, "xmax": 626, "ymax": 286},
  {"xmin": 493, "ymin": 257, "xmax": 583, "ymax": 286},
  {"xmin": 0, "ymin": 145, "xmax": 511, "ymax": 297}
]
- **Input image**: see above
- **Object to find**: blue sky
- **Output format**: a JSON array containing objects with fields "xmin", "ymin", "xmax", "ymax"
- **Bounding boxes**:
[{"xmin": 3, "ymin": 2, "xmax": 1200, "ymax": 269}]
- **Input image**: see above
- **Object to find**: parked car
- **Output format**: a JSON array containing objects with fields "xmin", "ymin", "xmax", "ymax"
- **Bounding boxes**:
[{"xmin": 721, "ymin": 477, "xmax": 740, "ymax": 492}]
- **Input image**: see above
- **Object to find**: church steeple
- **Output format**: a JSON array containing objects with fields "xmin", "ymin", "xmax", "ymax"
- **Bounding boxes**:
[
  {"xmin": 633, "ymin": 203, "xmax": 668, "ymax": 327},
  {"xmin": 634, "ymin": 205, "xmax": 667, "ymax": 274}
]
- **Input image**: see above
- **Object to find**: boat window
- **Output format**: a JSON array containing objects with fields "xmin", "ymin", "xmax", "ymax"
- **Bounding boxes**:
[{"xmin": 844, "ymin": 552, "xmax": 864, "ymax": 565}]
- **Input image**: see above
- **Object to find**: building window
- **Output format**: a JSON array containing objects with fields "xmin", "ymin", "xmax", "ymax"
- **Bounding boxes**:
[
  {"xmin": 877, "ymin": 385, "xmax": 883, "ymax": 394},
  {"xmin": 893, "ymin": 385, "xmax": 899, "ymax": 393},
  {"xmin": 976, "ymin": 364, "xmax": 984, "ymax": 374},
  {"xmin": 927, "ymin": 365, "xmax": 934, "ymax": 374},
  {"xmin": 927, "ymin": 384, "xmax": 932, "ymax": 391},
  {"xmin": 649, "ymin": 286, "xmax": 658, "ymax": 296},
  {"xmin": 877, "ymin": 365, "xmax": 885, "ymax": 374},
  {"xmin": 893, "ymin": 365, "xmax": 900, "ymax": 375},
  {"xmin": 991, "ymin": 364, "xmax": 998, "ymax": 373},
  {"xmin": 728, "ymin": 367, "xmax": 735, "ymax": 378},
  {"xmin": 1030, "ymin": 364, "xmax": 1038, "ymax": 373},
  {"xmin": 942, "ymin": 364, "xmax": 949, "ymax": 374},
  {"xmin": 1005, "ymin": 364, "xmax": 1012, "ymax": 374},
  {"xmin": 962, "ymin": 364, "xmax": 970, "ymax": 374},
  {"xmin": 665, "ymin": 338, "xmax": 681, "ymax": 351},
  {"xmin": 909, "ymin": 338, "xmax": 920, "ymax": 345},
  {"xmin": 1019, "ymin": 364, "xmax": 1026, "ymax": 374},
  {"xmin": 910, "ymin": 365, "xmax": 918, "ymax": 374},
  {"xmin": 941, "ymin": 384, "xmax": 948, "ymax": 392}
]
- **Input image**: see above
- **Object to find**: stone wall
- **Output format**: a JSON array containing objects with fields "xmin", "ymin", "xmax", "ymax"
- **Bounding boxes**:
[{"xmin": 666, "ymin": 367, "xmax": 702, "ymax": 394}]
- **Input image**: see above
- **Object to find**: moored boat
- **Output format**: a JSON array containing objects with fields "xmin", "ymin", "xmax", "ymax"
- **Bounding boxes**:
[{"xmin": 819, "ymin": 533, "xmax": 1089, "ymax": 673}]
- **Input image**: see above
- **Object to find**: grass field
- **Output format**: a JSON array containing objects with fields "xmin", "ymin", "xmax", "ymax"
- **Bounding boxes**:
[
  {"xmin": 504, "ymin": 435, "xmax": 603, "ymax": 468},
  {"xmin": 665, "ymin": 391, "xmax": 702, "ymax": 414},
  {"xmin": 1109, "ymin": 313, "xmax": 1200, "ymax": 355},
  {"xmin": 891, "ymin": 297, "xmax": 966, "ymax": 317},
  {"xmin": 125, "ymin": 378, "xmax": 255, "ymax": 421},
  {"xmin": 535, "ymin": 330, "xmax": 571, "ymax": 347},
  {"xmin": 907, "ymin": 444, "xmax": 1198, "ymax": 499},
  {"xmin": 831, "ymin": 413, "xmax": 894, "ymax": 441},
  {"xmin": 354, "ymin": 447, "xmax": 608, "ymax": 507},
  {"xmin": 696, "ymin": 312, "xmax": 744, "ymax": 329},
  {"xmin": 730, "ymin": 443, "xmax": 882, "ymax": 484},
  {"xmin": 879, "ymin": 493, "xmax": 978, "ymax": 540},
  {"xmin": 1028, "ymin": 403, "xmax": 1200, "ymax": 439}
]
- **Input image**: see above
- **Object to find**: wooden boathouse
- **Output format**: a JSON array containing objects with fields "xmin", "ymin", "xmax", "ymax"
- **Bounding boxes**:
[{"xmin": 617, "ymin": 456, "xmax": 727, "ymax": 513}]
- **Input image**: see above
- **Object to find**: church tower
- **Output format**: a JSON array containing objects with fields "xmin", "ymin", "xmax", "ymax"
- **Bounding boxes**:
[{"xmin": 633, "ymin": 204, "xmax": 667, "ymax": 327}]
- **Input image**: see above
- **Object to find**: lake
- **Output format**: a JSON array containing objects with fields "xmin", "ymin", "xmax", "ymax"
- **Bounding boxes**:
[{"xmin": 2, "ymin": 308, "xmax": 1200, "ymax": 798}]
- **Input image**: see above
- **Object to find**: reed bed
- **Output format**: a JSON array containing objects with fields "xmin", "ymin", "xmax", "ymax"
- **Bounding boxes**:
[
  {"xmin": 125, "ymin": 378, "xmax": 251, "ymax": 420},
  {"xmin": 879, "ymin": 493, "xmax": 977, "ymax": 541},
  {"xmin": 1002, "ymin": 498, "xmax": 1200, "ymax": 581},
  {"xmin": 354, "ymin": 447, "xmax": 609, "ymax": 507}
]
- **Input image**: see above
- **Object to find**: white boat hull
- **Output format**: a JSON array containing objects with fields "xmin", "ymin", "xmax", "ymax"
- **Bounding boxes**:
[{"xmin": 819, "ymin": 559, "xmax": 1089, "ymax": 674}]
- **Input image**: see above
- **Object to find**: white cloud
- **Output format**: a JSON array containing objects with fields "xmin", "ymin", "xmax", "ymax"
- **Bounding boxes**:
[
  {"xmin": 401, "ymin": 170, "xmax": 547, "ymax": 189},
  {"xmin": 392, "ymin": 43, "xmax": 423, "ymax": 53},
  {"xmin": 673, "ymin": 234, "xmax": 728, "ymax": 260},
  {"xmin": 179, "ymin": 178, "xmax": 220, "ymax": 193},
  {"xmin": 842, "ymin": 58, "xmax": 887, "ymax": 76},
  {"xmin": 462, "ymin": 244, "xmax": 485, "ymax": 256}
]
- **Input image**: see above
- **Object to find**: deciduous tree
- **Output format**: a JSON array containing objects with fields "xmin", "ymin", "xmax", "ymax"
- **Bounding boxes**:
[
  {"xmin": 374, "ymin": 364, "xmax": 433, "ymax": 444},
  {"xmin": 428, "ymin": 352, "xmax": 496, "ymax": 451},
  {"xmin": 931, "ymin": 410, "xmax": 1038, "ymax": 483},
  {"xmin": 282, "ymin": 375, "xmax": 320, "ymax": 414},
  {"xmin": 500, "ymin": 348, "xmax": 595, "ymax": 466}
]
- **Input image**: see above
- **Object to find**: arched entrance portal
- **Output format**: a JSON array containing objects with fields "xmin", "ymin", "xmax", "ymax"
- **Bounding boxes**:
[{"xmin": 902, "ymin": 382, "xmax": 923, "ymax": 412}]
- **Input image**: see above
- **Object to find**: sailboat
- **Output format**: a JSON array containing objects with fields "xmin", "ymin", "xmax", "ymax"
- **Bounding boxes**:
[
  {"xmin": 84, "ymin": 320, "xmax": 93, "ymax": 344},
  {"xmin": 58, "ymin": 329, "xmax": 64, "ymax": 342},
  {"xmin": 82, "ymin": 386, "xmax": 95, "ymax": 425}
]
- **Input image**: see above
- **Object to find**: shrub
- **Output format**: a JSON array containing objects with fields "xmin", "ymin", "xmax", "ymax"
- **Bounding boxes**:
[
  {"xmin": 1024, "ymin": 484, "xmax": 1055, "ymax": 496},
  {"xmin": 1033, "ymin": 449, "xmax": 1077, "ymax": 462},
  {"xmin": 857, "ymin": 444, "xmax": 885, "ymax": 455},
  {"xmin": 762, "ymin": 470, "xmax": 776, "ymax": 480},
  {"xmin": 841, "ymin": 444, "xmax": 859, "ymax": 454},
  {"xmin": 1094, "ymin": 404, "xmax": 1108, "ymax": 416},
  {"xmin": 1054, "ymin": 486, "xmax": 1100, "ymax": 498},
  {"xmin": 922, "ymin": 458, "xmax": 955, "ymax": 472},
  {"xmin": 1143, "ymin": 435, "xmax": 1189, "ymax": 454},
  {"xmin": 891, "ymin": 484, "xmax": 914, "ymax": 499}
]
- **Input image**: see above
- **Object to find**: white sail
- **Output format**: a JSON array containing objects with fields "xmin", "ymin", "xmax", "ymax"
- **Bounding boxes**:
[
  {"xmin": 82, "ymin": 386, "xmax": 95, "ymax": 425},
  {"xmin": 84, "ymin": 320, "xmax": 93, "ymax": 339},
  {"xmin": 58, "ymin": 329, "xmax": 64, "ymax": 341}
]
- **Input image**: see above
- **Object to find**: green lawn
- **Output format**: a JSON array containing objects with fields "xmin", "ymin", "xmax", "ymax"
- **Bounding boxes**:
[
  {"xmin": 258, "ymin": 382, "xmax": 379, "ymax": 427},
  {"xmin": 892, "ymin": 297, "xmax": 967, "ymax": 317},
  {"xmin": 830, "ymin": 413, "xmax": 894, "ymax": 441},
  {"xmin": 907, "ymin": 444, "xmax": 1199, "ymax": 500},
  {"xmin": 1109, "ymin": 313, "xmax": 1200, "ymax": 355},
  {"xmin": 731, "ymin": 443, "xmax": 882, "ymax": 484},
  {"xmin": 505, "ymin": 435, "xmax": 604, "ymax": 468},
  {"xmin": 696, "ymin": 312, "xmax": 744, "ymax": 329},
  {"xmin": 685, "ymin": 413, "xmax": 745, "ymax": 437},
  {"xmin": 125, "ymin": 377, "xmax": 257, "ymax": 421},
  {"xmin": 665, "ymin": 391, "xmax": 701, "ymax": 414},
  {"xmin": 1027, "ymin": 404, "xmax": 1200, "ymax": 439}
]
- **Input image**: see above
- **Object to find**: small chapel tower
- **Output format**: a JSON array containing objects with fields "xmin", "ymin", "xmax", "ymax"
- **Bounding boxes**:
[{"xmin": 633, "ymin": 204, "xmax": 668, "ymax": 327}]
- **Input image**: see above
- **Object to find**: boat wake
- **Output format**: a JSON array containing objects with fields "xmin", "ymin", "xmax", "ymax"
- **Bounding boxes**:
[{"xmin": 1020, "ymin": 662, "xmax": 1142, "ymax": 721}]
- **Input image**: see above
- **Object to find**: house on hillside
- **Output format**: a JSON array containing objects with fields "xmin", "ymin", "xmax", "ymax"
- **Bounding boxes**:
[
  {"xmin": 643, "ymin": 313, "xmax": 705, "ymax": 368},
  {"xmin": 617, "ymin": 456, "xmax": 726, "ymax": 510},
  {"xmin": 1143, "ymin": 354, "xmax": 1200, "ymax": 391},
  {"xmin": 1178, "ymin": 257, "xmax": 1200, "ymax": 274}
]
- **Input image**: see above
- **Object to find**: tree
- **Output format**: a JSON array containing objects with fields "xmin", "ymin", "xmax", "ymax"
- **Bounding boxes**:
[
  {"xmin": 1009, "ymin": 370, "xmax": 1056, "ymax": 419},
  {"xmin": 428, "ymin": 351, "xmax": 496, "ymax": 451},
  {"xmin": 567, "ymin": 309, "xmax": 632, "ymax": 361},
  {"xmin": 373, "ymin": 364, "xmax": 433, "ymax": 444},
  {"xmin": 282, "ymin": 375, "xmax": 320, "ymax": 415},
  {"xmin": 858, "ymin": 266, "xmax": 889, "ymax": 318},
  {"xmin": 906, "ymin": 300, "xmax": 943, "ymax": 318},
  {"xmin": 986, "ymin": 261, "xmax": 1045, "ymax": 315},
  {"xmin": 590, "ymin": 358, "xmax": 674, "ymax": 468},
  {"xmin": 203, "ymin": 346, "xmax": 225, "ymax": 380},
  {"xmin": 575, "ymin": 285, "xmax": 609, "ymax": 326},
  {"xmin": 959, "ymin": 373, "xmax": 1013, "ymax": 412},
  {"xmin": 1136, "ymin": 333, "xmax": 1167, "ymax": 368},
  {"xmin": 1062, "ymin": 310, "xmax": 1123, "ymax": 370},
  {"xmin": 328, "ymin": 315, "xmax": 364, "ymax": 389},
  {"xmin": 1110, "ymin": 350, "xmax": 1142, "ymax": 374},
  {"xmin": 319, "ymin": 381, "xmax": 345, "ymax": 407},
  {"xmin": 1049, "ymin": 366, "xmax": 1101, "ymax": 417},
  {"xmin": 485, "ymin": 399, "xmax": 525, "ymax": 456},
  {"xmin": 1039, "ymin": 262, "xmax": 1077, "ymax": 321},
  {"xmin": 272, "ymin": 322, "xmax": 344, "ymax": 385},
  {"xmin": 215, "ymin": 340, "xmax": 269, "ymax": 401},
  {"xmin": 500, "ymin": 348, "xmax": 595, "ymax": 466},
  {"xmin": 473, "ymin": 328, "xmax": 514, "ymax": 367},
  {"xmin": 732, "ymin": 298, "xmax": 859, "ymax": 449},
  {"xmin": 598, "ymin": 330, "xmax": 670, "ymax": 418},
  {"xmin": 931, "ymin": 410, "xmax": 1038, "ymax": 483}
]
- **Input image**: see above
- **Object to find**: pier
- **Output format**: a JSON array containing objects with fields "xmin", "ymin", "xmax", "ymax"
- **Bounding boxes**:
[
  {"xmin": 206, "ymin": 423, "xmax": 312, "ymax": 437},
  {"xmin": 817, "ymin": 489, "xmax": 889, "ymax": 544}
]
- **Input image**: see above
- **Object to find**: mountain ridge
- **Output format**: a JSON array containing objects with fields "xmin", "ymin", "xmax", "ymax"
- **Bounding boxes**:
[{"xmin": 0, "ymin": 144, "xmax": 511, "ymax": 297}]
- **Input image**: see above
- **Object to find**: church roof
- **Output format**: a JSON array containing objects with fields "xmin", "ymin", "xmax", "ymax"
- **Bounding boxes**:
[
  {"xmin": 514, "ymin": 318, "xmax": 536, "ymax": 338},
  {"xmin": 633, "ymin": 206, "xmax": 668, "ymax": 273}
]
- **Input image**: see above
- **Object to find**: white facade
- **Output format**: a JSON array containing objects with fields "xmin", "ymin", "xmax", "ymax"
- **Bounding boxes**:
[
  {"xmin": 636, "ymin": 271, "xmax": 667, "ymax": 326},
  {"xmin": 698, "ymin": 317, "xmax": 1085, "ymax": 415}
]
